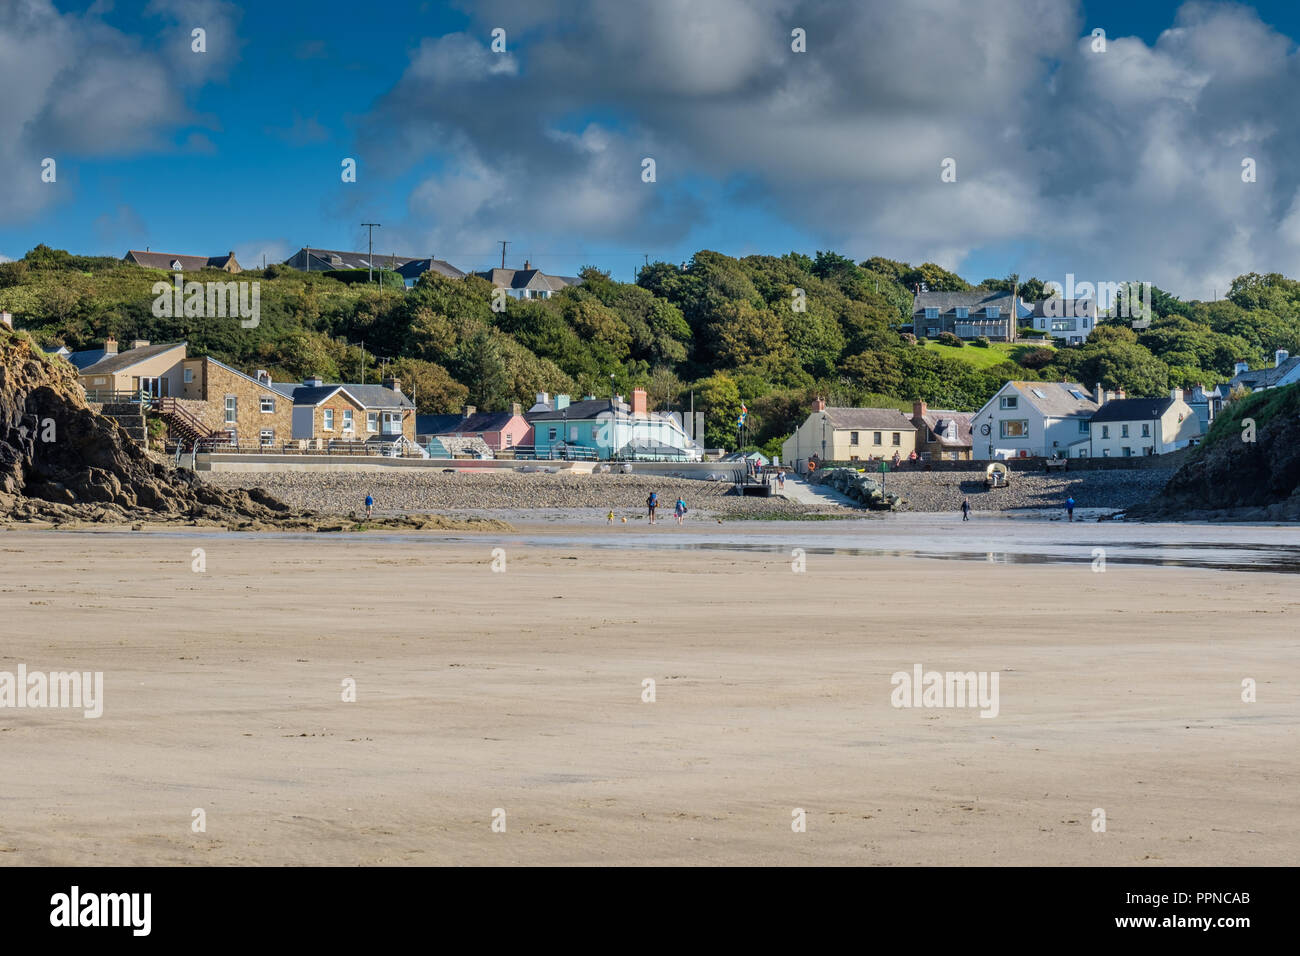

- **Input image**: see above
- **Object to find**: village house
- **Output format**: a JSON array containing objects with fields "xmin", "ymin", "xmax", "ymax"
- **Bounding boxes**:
[
  {"xmin": 72, "ymin": 338, "xmax": 188, "ymax": 400},
  {"xmin": 473, "ymin": 261, "xmax": 581, "ymax": 300},
  {"xmin": 526, "ymin": 389, "xmax": 702, "ymax": 461},
  {"xmin": 911, "ymin": 401, "xmax": 974, "ymax": 460},
  {"xmin": 910, "ymin": 290, "xmax": 1029, "ymax": 342},
  {"xmin": 1185, "ymin": 383, "xmax": 1230, "ymax": 432},
  {"xmin": 1088, "ymin": 391, "xmax": 1202, "ymax": 458},
  {"xmin": 1024, "ymin": 297, "xmax": 1097, "ymax": 345},
  {"xmin": 782, "ymin": 400, "xmax": 918, "ymax": 472},
  {"xmin": 969, "ymin": 381, "xmax": 1099, "ymax": 459},
  {"xmin": 124, "ymin": 250, "xmax": 241, "ymax": 272},
  {"xmin": 1229, "ymin": 350, "xmax": 1300, "ymax": 392},
  {"xmin": 420, "ymin": 405, "xmax": 533, "ymax": 453}
]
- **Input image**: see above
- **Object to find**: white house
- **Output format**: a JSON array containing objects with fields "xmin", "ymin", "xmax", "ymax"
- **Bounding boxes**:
[
  {"xmin": 1025, "ymin": 298, "xmax": 1097, "ymax": 345},
  {"xmin": 1088, "ymin": 391, "xmax": 1202, "ymax": 458},
  {"xmin": 1229, "ymin": 350, "xmax": 1300, "ymax": 392},
  {"xmin": 969, "ymin": 381, "xmax": 1099, "ymax": 459}
]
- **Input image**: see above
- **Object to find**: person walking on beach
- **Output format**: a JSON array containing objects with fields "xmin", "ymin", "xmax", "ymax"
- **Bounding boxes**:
[
  {"xmin": 647, "ymin": 491, "xmax": 658, "ymax": 524},
  {"xmin": 364, "ymin": 493, "xmax": 374, "ymax": 519},
  {"xmin": 674, "ymin": 497, "xmax": 687, "ymax": 525},
  {"xmin": 1065, "ymin": 495, "xmax": 1075, "ymax": 522},
  {"xmin": 961, "ymin": 497, "xmax": 970, "ymax": 521}
]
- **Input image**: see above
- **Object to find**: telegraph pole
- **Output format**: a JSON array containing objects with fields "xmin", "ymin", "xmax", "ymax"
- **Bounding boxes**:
[
  {"xmin": 499, "ymin": 241, "xmax": 509, "ymax": 269},
  {"xmin": 362, "ymin": 223, "xmax": 381, "ymax": 283}
]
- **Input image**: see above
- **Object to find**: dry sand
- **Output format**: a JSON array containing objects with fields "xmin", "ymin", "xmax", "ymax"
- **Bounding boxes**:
[{"xmin": 0, "ymin": 524, "xmax": 1296, "ymax": 866}]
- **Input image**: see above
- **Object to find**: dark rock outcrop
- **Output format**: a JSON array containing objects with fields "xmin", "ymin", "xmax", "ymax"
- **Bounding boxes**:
[{"xmin": 1126, "ymin": 394, "xmax": 1300, "ymax": 522}]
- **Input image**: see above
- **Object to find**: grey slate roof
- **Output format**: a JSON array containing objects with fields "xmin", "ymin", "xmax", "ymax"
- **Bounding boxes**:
[
  {"xmin": 1230, "ymin": 356, "xmax": 1300, "ymax": 389},
  {"xmin": 397, "ymin": 258, "xmax": 467, "ymax": 281},
  {"xmin": 822, "ymin": 407, "xmax": 915, "ymax": 431},
  {"xmin": 67, "ymin": 348, "xmax": 108, "ymax": 370},
  {"xmin": 447, "ymin": 411, "xmax": 521, "ymax": 433},
  {"xmin": 286, "ymin": 248, "xmax": 420, "ymax": 272},
  {"xmin": 125, "ymin": 250, "xmax": 238, "ymax": 271},
  {"xmin": 1029, "ymin": 298, "xmax": 1097, "ymax": 318},
  {"xmin": 416, "ymin": 414, "xmax": 465, "ymax": 435},
  {"xmin": 271, "ymin": 381, "xmax": 414, "ymax": 409},
  {"xmin": 912, "ymin": 290, "xmax": 1033, "ymax": 317},
  {"xmin": 919, "ymin": 409, "xmax": 974, "ymax": 447},
  {"xmin": 473, "ymin": 267, "xmax": 580, "ymax": 293},
  {"xmin": 1009, "ymin": 381, "xmax": 1099, "ymax": 418},
  {"xmin": 78, "ymin": 341, "xmax": 186, "ymax": 376},
  {"xmin": 527, "ymin": 399, "xmax": 619, "ymax": 422},
  {"xmin": 1090, "ymin": 397, "xmax": 1175, "ymax": 423}
]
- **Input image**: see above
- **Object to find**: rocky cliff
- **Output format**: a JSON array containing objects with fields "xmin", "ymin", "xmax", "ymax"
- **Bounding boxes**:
[
  {"xmin": 1126, "ymin": 386, "xmax": 1300, "ymax": 521},
  {"xmin": 0, "ymin": 327, "xmax": 304, "ymax": 527}
]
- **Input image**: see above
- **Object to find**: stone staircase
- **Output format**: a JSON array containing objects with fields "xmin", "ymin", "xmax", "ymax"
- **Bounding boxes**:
[{"xmin": 98, "ymin": 401, "xmax": 149, "ymax": 448}]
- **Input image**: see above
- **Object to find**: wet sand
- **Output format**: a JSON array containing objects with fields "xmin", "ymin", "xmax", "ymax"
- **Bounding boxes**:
[{"xmin": 0, "ymin": 522, "xmax": 1296, "ymax": 865}]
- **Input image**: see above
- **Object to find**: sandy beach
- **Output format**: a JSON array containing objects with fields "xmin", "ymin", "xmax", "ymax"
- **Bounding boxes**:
[{"xmin": 1, "ymin": 519, "xmax": 1296, "ymax": 866}]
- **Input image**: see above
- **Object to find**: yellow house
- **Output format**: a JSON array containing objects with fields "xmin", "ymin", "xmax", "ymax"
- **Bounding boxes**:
[
  {"xmin": 73, "ymin": 339, "xmax": 188, "ymax": 400},
  {"xmin": 782, "ymin": 399, "xmax": 918, "ymax": 472}
]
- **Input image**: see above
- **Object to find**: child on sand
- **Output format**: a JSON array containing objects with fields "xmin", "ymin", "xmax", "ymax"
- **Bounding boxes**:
[
  {"xmin": 1065, "ymin": 496, "xmax": 1075, "ymax": 522},
  {"xmin": 961, "ymin": 497, "xmax": 970, "ymax": 521},
  {"xmin": 647, "ymin": 492, "xmax": 658, "ymax": 524},
  {"xmin": 364, "ymin": 493, "xmax": 374, "ymax": 519},
  {"xmin": 674, "ymin": 498, "xmax": 687, "ymax": 525}
]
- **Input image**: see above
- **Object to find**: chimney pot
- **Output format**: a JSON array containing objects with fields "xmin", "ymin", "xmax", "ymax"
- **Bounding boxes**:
[
  {"xmin": 462, "ymin": 405, "xmax": 477, "ymax": 418},
  {"xmin": 510, "ymin": 402, "xmax": 522, "ymax": 416},
  {"xmin": 382, "ymin": 375, "xmax": 400, "ymax": 395},
  {"xmin": 631, "ymin": 387, "xmax": 648, "ymax": 415},
  {"xmin": 1095, "ymin": 383, "xmax": 1104, "ymax": 406},
  {"xmin": 1276, "ymin": 349, "xmax": 1290, "ymax": 368},
  {"xmin": 130, "ymin": 339, "xmax": 150, "ymax": 350},
  {"xmin": 813, "ymin": 397, "xmax": 826, "ymax": 413},
  {"xmin": 913, "ymin": 399, "xmax": 927, "ymax": 420},
  {"xmin": 104, "ymin": 337, "xmax": 118, "ymax": 355}
]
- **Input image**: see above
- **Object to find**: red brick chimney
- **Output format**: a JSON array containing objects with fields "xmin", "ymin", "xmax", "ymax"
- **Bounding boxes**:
[
  {"xmin": 813, "ymin": 397, "xmax": 826, "ymax": 412},
  {"xmin": 913, "ymin": 399, "xmax": 927, "ymax": 420},
  {"xmin": 631, "ymin": 387, "xmax": 648, "ymax": 414}
]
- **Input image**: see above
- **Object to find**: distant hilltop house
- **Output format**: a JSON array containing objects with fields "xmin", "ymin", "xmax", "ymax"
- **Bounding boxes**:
[
  {"xmin": 525, "ymin": 389, "xmax": 702, "ymax": 461},
  {"xmin": 970, "ymin": 381, "xmax": 1099, "ymax": 459},
  {"xmin": 782, "ymin": 399, "xmax": 918, "ymax": 472},
  {"xmin": 282, "ymin": 248, "xmax": 465, "ymax": 287},
  {"xmin": 1025, "ymin": 297, "xmax": 1098, "ymax": 345},
  {"xmin": 910, "ymin": 290, "xmax": 1097, "ymax": 344},
  {"xmin": 124, "ymin": 250, "xmax": 241, "ymax": 273},
  {"xmin": 473, "ymin": 261, "xmax": 581, "ymax": 300},
  {"xmin": 1229, "ymin": 350, "xmax": 1300, "ymax": 392},
  {"xmin": 911, "ymin": 290, "xmax": 1029, "ymax": 342},
  {"xmin": 1089, "ymin": 391, "xmax": 1201, "ymax": 458}
]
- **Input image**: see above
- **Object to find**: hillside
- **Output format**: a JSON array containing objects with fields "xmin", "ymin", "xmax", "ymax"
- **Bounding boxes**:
[
  {"xmin": 4, "ymin": 245, "xmax": 1298, "ymax": 457},
  {"xmin": 1126, "ymin": 382, "xmax": 1300, "ymax": 520}
]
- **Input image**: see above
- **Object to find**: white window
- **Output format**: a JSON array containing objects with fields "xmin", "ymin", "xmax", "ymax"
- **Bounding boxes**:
[
  {"xmin": 323, "ymin": 408, "xmax": 334, "ymax": 431},
  {"xmin": 1101, "ymin": 425, "xmax": 1110, "ymax": 438},
  {"xmin": 367, "ymin": 411, "xmax": 379, "ymax": 433},
  {"xmin": 926, "ymin": 327, "xmax": 939, "ymax": 337},
  {"xmin": 259, "ymin": 429, "xmax": 274, "ymax": 447},
  {"xmin": 93, "ymin": 376, "xmax": 107, "ymax": 386},
  {"xmin": 986, "ymin": 307, "xmax": 1000, "ymax": 318},
  {"xmin": 260, "ymin": 397, "xmax": 275, "ymax": 413},
  {"xmin": 224, "ymin": 395, "xmax": 237, "ymax": 424},
  {"xmin": 891, "ymin": 432, "xmax": 901, "ymax": 446},
  {"xmin": 382, "ymin": 411, "xmax": 401, "ymax": 435},
  {"xmin": 548, "ymin": 427, "xmax": 557, "ymax": 441},
  {"xmin": 1121, "ymin": 424, "xmax": 1129, "ymax": 437},
  {"xmin": 343, "ymin": 409, "xmax": 354, "ymax": 431},
  {"xmin": 183, "ymin": 368, "xmax": 193, "ymax": 383},
  {"xmin": 873, "ymin": 431, "xmax": 882, "ymax": 445},
  {"xmin": 1141, "ymin": 423, "xmax": 1150, "ymax": 437},
  {"xmin": 1000, "ymin": 420, "xmax": 1028, "ymax": 438},
  {"xmin": 924, "ymin": 307, "xmax": 939, "ymax": 319},
  {"xmin": 955, "ymin": 307, "xmax": 968, "ymax": 319},
  {"xmin": 850, "ymin": 431, "xmax": 859, "ymax": 445},
  {"xmin": 1000, "ymin": 395, "xmax": 1018, "ymax": 409},
  {"xmin": 1078, "ymin": 420, "xmax": 1090, "ymax": 434}
]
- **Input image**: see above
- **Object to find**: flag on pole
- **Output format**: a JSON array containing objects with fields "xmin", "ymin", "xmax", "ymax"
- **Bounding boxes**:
[{"xmin": 736, "ymin": 402, "xmax": 748, "ymax": 428}]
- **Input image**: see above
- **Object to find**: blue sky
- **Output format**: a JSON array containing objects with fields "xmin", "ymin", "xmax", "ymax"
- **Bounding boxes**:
[{"xmin": 4, "ymin": 0, "xmax": 1300, "ymax": 298}]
